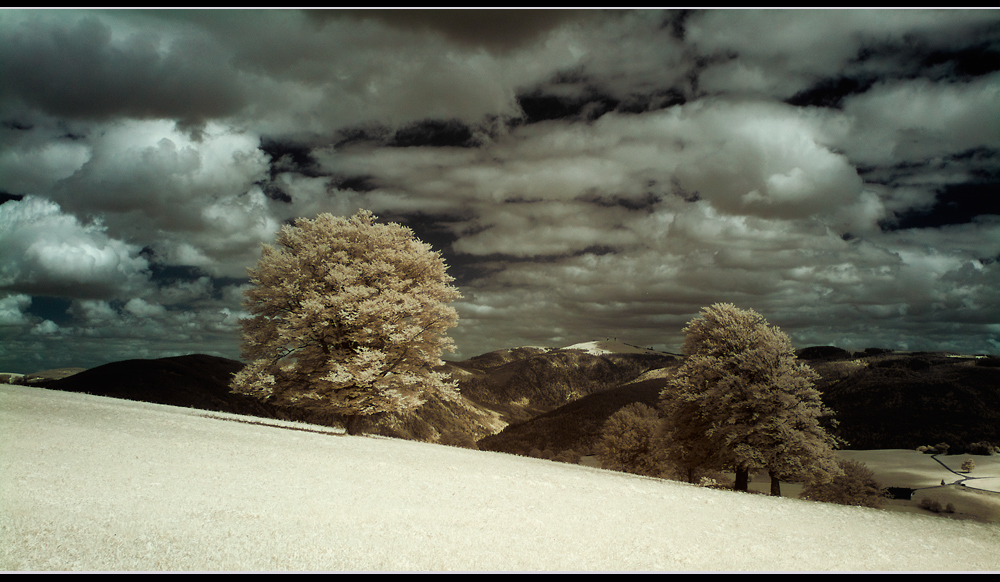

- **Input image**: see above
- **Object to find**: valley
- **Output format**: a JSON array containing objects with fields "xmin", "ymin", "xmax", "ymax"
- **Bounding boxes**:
[{"xmin": 8, "ymin": 341, "xmax": 1000, "ymax": 524}]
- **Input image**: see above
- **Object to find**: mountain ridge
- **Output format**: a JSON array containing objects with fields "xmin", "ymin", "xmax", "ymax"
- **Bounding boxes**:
[{"xmin": 14, "ymin": 343, "xmax": 1000, "ymax": 458}]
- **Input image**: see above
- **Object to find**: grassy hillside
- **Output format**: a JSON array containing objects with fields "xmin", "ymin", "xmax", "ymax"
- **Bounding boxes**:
[
  {"xmin": 456, "ymin": 348, "xmax": 675, "ymax": 424},
  {"xmin": 24, "ymin": 346, "xmax": 1000, "ymax": 459},
  {"xmin": 28, "ymin": 354, "xmax": 277, "ymax": 418},
  {"xmin": 26, "ymin": 349, "xmax": 676, "ymax": 450},
  {"xmin": 3, "ymin": 384, "xmax": 999, "ymax": 572},
  {"xmin": 478, "ymin": 375, "xmax": 677, "ymax": 458}
]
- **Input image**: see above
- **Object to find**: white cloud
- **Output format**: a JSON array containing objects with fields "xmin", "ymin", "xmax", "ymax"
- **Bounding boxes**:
[
  {"xmin": 0, "ymin": 294, "xmax": 32, "ymax": 326},
  {"xmin": 67, "ymin": 299, "xmax": 118, "ymax": 324},
  {"xmin": 37, "ymin": 120, "xmax": 275, "ymax": 277},
  {"xmin": 667, "ymin": 101, "xmax": 863, "ymax": 219},
  {"xmin": 124, "ymin": 297, "xmax": 167, "ymax": 318},
  {"xmin": 840, "ymin": 73, "xmax": 1000, "ymax": 165},
  {"xmin": 687, "ymin": 9, "xmax": 994, "ymax": 98},
  {"xmin": 0, "ymin": 196, "xmax": 150, "ymax": 299},
  {"xmin": 31, "ymin": 319, "xmax": 60, "ymax": 335}
]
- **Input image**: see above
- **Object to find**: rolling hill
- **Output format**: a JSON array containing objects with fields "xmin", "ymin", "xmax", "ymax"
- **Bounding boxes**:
[
  {"xmin": 3, "ymin": 383, "xmax": 999, "ymax": 571},
  {"xmin": 18, "ymin": 344, "xmax": 1000, "ymax": 460}
]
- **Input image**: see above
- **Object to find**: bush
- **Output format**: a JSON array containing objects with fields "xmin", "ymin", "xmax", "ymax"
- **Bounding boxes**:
[
  {"xmin": 439, "ymin": 430, "xmax": 479, "ymax": 450},
  {"xmin": 553, "ymin": 449, "xmax": 582, "ymax": 464},
  {"xmin": 919, "ymin": 498, "xmax": 956, "ymax": 514},
  {"xmin": 595, "ymin": 402, "xmax": 667, "ymax": 477},
  {"xmin": 696, "ymin": 473, "xmax": 734, "ymax": 490},
  {"xmin": 800, "ymin": 459, "xmax": 889, "ymax": 509},
  {"xmin": 967, "ymin": 441, "xmax": 997, "ymax": 455},
  {"xmin": 961, "ymin": 458, "xmax": 976, "ymax": 472}
]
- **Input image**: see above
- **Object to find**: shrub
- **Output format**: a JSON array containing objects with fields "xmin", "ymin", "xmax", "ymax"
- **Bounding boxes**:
[
  {"xmin": 440, "ymin": 430, "xmax": 479, "ymax": 450},
  {"xmin": 553, "ymin": 449, "xmax": 582, "ymax": 464},
  {"xmin": 967, "ymin": 441, "xmax": 997, "ymax": 455},
  {"xmin": 696, "ymin": 474, "xmax": 733, "ymax": 490},
  {"xmin": 919, "ymin": 498, "xmax": 956, "ymax": 514},
  {"xmin": 800, "ymin": 459, "xmax": 889, "ymax": 509},
  {"xmin": 918, "ymin": 498, "xmax": 958, "ymax": 514},
  {"xmin": 961, "ymin": 458, "xmax": 975, "ymax": 472},
  {"xmin": 595, "ymin": 402, "xmax": 667, "ymax": 477}
]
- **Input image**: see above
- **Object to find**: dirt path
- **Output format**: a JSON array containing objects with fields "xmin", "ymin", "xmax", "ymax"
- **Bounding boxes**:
[{"xmin": 929, "ymin": 454, "xmax": 995, "ymax": 494}]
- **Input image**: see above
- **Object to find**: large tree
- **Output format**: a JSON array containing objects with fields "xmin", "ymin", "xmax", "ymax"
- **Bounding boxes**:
[
  {"xmin": 230, "ymin": 210, "xmax": 462, "ymax": 435},
  {"xmin": 660, "ymin": 303, "xmax": 841, "ymax": 493}
]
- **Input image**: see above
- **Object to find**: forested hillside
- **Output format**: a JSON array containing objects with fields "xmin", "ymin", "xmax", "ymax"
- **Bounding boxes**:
[
  {"xmin": 17, "ymin": 347, "xmax": 1000, "ymax": 458},
  {"xmin": 815, "ymin": 353, "xmax": 1000, "ymax": 453}
]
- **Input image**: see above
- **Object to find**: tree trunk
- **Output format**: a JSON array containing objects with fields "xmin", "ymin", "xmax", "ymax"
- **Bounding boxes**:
[
  {"xmin": 769, "ymin": 470, "xmax": 781, "ymax": 497},
  {"xmin": 345, "ymin": 414, "xmax": 363, "ymax": 436},
  {"xmin": 734, "ymin": 467, "xmax": 749, "ymax": 491}
]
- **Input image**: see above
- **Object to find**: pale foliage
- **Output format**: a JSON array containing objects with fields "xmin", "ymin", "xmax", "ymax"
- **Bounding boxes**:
[
  {"xmin": 595, "ymin": 402, "xmax": 668, "ymax": 477},
  {"xmin": 800, "ymin": 459, "xmax": 889, "ymax": 509},
  {"xmin": 230, "ymin": 210, "xmax": 461, "ymax": 421},
  {"xmin": 660, "ymin": 303, "xmax": 842, "ymax": 484}
]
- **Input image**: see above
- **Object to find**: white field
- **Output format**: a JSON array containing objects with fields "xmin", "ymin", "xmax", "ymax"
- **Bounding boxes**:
[{"xmin": 2, "ymin": 384, "xmax": 999, "ymax": 572}]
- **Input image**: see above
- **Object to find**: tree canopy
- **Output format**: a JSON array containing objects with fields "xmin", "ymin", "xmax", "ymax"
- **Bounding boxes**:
[
  {"xmin": 660, "ymin": 303, "xmax": 842, "ymax": 493},
  {"xmin": 229, "ymin": 210, "xmax": 461, "ymax": 435},
  {"xmin": 595, "ymin": 402, "xmax": 667, "ymax": 477}
]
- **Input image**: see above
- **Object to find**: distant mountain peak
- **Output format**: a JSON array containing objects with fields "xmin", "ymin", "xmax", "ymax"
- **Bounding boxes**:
[{"xmin": 563, "ymin": 340, "xmax": 678, "ymax": 357}]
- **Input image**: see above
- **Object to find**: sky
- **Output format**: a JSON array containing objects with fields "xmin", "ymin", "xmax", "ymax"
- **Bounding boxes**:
[{"xmin": 0, "ymin": 9, "xmax": 999, "ymax": 373}]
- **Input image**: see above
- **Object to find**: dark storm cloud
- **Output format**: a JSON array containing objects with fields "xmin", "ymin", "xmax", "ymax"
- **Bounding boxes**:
[
  {"xmin": 0, "ymin": 13, "xmax": 245, "ymax": 127},
  {"xmin": 308, "ymin": 9, "xmax": 591, "ymax": 54}
]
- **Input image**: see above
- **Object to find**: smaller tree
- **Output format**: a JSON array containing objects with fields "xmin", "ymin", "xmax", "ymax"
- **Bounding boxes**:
[
  {"xmin": 596, "ymin": 403, "xmax": 668, "ymax": 477},
  {"xmin": 659, "ymin": 303, "xmax": 843, "ymax": 493},
  {"xmin": 961, "ymin": 458, "xmax": 976, "ymax": 473},
  {"xmin": 658, "ymin": 381, "xmax": 733, "ymax": 483},
  {"xmin": 799, "ymin": 459, "xmax": 889, "ymax": 509}
]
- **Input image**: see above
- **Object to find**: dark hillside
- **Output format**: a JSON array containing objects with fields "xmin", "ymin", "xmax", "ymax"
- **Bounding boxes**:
[
  {"xmin": 457, "ymin": 349, "xmax": 675, "ymax": 425},
  {"xmin": 795, "ymin": 346, "xmax": 852, "ymax": 361},
  {"xmin": 820, "ymin": 356, "xmax": 1000, "ymax": 452},
  {"xmin": 33, "ymin": 354, "xmax": 282, "ymax": 419},
  {"xmin": 25, "ymin": 349, "xmax": 675, "ymax": 447},
  {"xmin": 359, "ymin": 349, "xmax": 675, "ymax": 444},
  {"xmin": 478, "ymin": 371, "xmax": 679, "ymax": 458}
]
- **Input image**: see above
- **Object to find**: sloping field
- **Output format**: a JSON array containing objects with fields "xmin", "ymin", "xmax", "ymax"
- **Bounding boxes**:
[
  {"xmin": 2, "ymin": 384, "xmax": 999, "ymax": 572},
  {"xmin": 838, "ymin": 450, "xmax": 1000, "ymax": 492}
]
